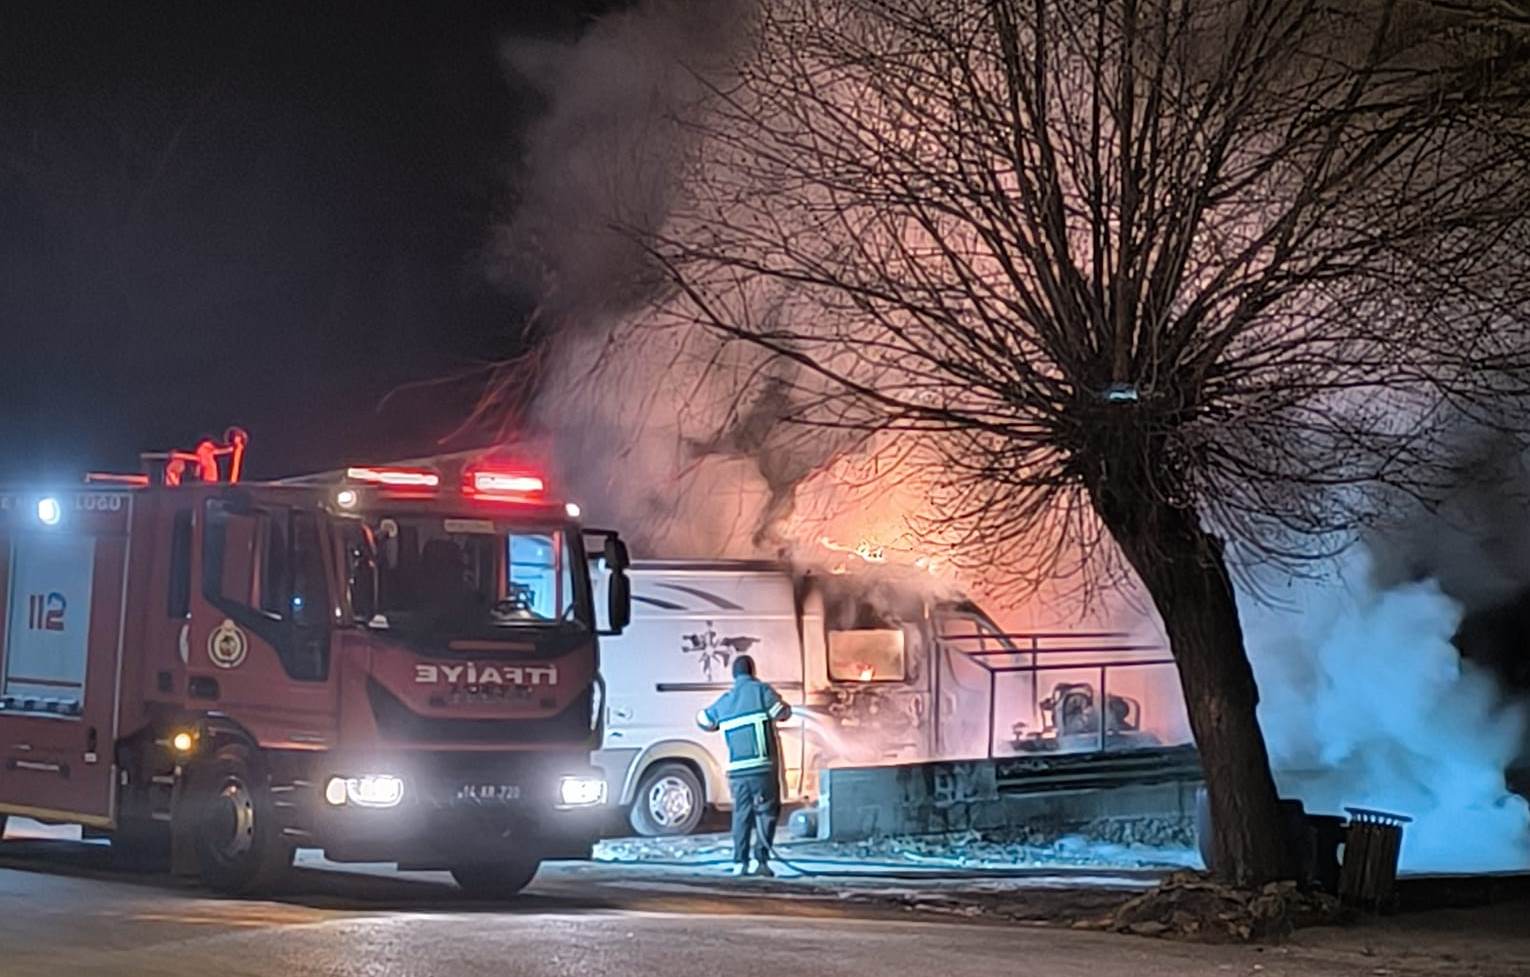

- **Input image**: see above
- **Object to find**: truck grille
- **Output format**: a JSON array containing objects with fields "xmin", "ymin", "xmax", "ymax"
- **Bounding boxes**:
[{"xmin": 366, "ymin": 679, "xmax": 593, "ymax": 746}]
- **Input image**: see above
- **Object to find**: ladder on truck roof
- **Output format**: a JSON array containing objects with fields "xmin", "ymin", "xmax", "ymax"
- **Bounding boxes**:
[{"xmin": 83, "ymin": 427, "xmax": 249, "ymax": 488}]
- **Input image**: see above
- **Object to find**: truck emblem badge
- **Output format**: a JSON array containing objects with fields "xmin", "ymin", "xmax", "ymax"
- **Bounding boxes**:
[{"xmin": 207, "ymin": 619, "xmax": 248, "ymax": 669}]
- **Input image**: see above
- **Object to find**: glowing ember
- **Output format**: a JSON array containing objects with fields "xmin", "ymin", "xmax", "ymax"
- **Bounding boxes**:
[
  {"xmin": 821, "ymin": 536, "xmax": 887, "ymax": 564},
  {"xmin": 820, "ymin": 535, "xmax": 943, "ymax": 576}
]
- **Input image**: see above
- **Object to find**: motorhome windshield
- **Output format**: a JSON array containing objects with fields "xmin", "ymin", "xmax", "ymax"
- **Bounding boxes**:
[{"xmin": 347, "ymin": 514, "xmax": 577, "ymax": 634}]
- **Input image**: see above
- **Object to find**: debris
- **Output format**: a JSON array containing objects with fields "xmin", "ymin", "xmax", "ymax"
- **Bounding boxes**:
[
  {"xmin": 1106, "ymin": 871, "xmax": 1345, "ymax": 944},
  {"xmin": 595, "ymin": 822, "xmax": 1199, "ymax": 872}
]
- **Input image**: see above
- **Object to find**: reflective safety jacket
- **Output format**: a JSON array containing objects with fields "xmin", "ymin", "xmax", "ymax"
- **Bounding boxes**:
[{"xmin": 697, "ymin": 675, "xmax": 792, "ymax": 773}]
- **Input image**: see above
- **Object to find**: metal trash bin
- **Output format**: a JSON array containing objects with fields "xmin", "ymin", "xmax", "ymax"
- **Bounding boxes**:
[{"xmin": 1339, "ymin": 807, "xmax": 1412, "ymax": 911}]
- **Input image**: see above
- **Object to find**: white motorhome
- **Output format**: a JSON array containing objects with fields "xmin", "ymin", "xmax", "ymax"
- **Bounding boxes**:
[{"xmin": 593, "ymin": 560, "xmax": 1185, "ymax": 836}]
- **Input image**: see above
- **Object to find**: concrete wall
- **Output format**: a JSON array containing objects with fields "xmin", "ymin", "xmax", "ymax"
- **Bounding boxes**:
[{"xmin": 819, "ymin": 746, "xmax": 1202, "ymax": 843}]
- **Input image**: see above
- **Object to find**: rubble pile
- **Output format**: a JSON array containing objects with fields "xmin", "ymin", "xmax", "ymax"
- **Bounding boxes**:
[
  {"xmin": 1091, "ymin": 871, "xmax": 1345, "ymax": 943},
  {"xmin": 826, "ymin": 826, "xmax": 1196, "ymax": 869},
  {"xmin": 1079, "ymin": 817, "xmax": 1195, "ymax": 849}
]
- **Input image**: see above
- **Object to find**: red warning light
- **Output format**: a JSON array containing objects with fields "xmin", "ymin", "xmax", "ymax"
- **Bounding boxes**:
[
  {"xmin": 345, "ymin": 466, "xmax": 441, "ymax": 488},
  {"xmin": 471, "ymin": 471, "xmax": 544, "ymax": 495},
  {"xmin": 464, "ymin": 466, "xmax": 546, "ymax": 502}
]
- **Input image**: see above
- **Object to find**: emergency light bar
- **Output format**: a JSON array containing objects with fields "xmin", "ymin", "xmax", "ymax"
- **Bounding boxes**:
[
  {"xmin": 462, "ymin": 464, "xmax": 547, "ymax": 503},
  {"xmin": 469, "ymin": 471, "xmax": 544, "ymax": 496},
  {"xmin": 345, "ymin": 466, "xmax": 440, "ymax": 488}
]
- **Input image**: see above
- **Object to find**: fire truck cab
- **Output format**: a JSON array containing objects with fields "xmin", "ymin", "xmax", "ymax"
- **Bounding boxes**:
[{"xmin": 0, "ymin": 435, "xmax": 631, "ymax": 897}]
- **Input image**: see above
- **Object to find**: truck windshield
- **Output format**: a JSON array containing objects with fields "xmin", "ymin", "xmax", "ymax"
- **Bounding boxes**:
[{"xmin": 347, "ymin": 515, "xmax": 578, "ymax": 633}]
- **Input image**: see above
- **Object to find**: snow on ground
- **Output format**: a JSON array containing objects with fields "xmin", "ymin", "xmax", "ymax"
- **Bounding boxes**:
[
  {"xmin": 595, "ymin": 828, "xmax": 1203, "ymax": 876},
  {"xmin": 1, "ymin": 820, "xmax": 95, "ymax": 843}
]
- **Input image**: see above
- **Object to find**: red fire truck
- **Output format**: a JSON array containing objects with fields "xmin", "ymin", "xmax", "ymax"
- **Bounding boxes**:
[{"xmin": 0, "ymin": 432, "xmax": 631, "ymax": 897}]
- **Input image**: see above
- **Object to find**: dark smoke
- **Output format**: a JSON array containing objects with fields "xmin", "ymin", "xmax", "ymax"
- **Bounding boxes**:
[
  {"xmin": 491, "ymin": 0, "xmax": 858, "ymax": 557},
  {"xmin": 493, "ymin": 0, "xmax": 745, "ymax": 324}
]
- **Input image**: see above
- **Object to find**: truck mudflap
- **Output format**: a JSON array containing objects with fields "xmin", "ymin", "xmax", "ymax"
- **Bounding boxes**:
[{"xmin": 275, "ymin": 751, "xmax": 608, "ymax": 867}]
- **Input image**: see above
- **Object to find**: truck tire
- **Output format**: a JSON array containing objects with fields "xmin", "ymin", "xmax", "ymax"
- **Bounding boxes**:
[
  {"xmin": 189, "ymin": 745, "xmax": 293, "ymax": 895},
  {"xmin": 450, "ymin": 857, "xmax": 540, "ymax": 900},
  {"xmin": 0, "ymin": 815, "xmax": 7, "ymax": 840},
  {"xmin": 629, "ymin": 762, "xmax": 705, "ymax": 837}
]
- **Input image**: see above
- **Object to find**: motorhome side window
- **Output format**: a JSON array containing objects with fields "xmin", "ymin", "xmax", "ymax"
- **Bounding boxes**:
[
  {"xmin": 822, "ymin": 596, "xmax": 910, "ymax": 683},
  {"xmin": 827, "ymin": 627, "xmax": 907, "ymax": 682}
]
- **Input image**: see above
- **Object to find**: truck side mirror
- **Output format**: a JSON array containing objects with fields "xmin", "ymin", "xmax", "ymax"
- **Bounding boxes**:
[
  {"xmin": 603, "ymin": 535, "xmax": 630, "ymax": 572},
  {"xmin": 586, "ymin": 529, "xmax": 632, "ymax": 636},
  {"xmin": 347, "ymin": 539, "xmax": 378, "ymax": 624},
  {"xmin": 607, "ymin": 567, "xmax": 632, "ymax": 635},
  {"xmin": 353, "ymin": 560, "xmax": 377, "ymax": 622}
]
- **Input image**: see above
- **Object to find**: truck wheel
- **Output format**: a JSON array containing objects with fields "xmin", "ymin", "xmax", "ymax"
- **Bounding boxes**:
[
  {"xmin": 0, "ymin": 815, "xmax": 7, "ymax": 840},
  {"xmin": 629, "ymin": 762, "xmax": 705, "ymax": 836},
  {"xmin": 450, "ymin": 857, "xmax": 540, "ymax": 899},
  {"xmin": 189, "ymin": 745, "xmax": 293, "ymax": 895}
]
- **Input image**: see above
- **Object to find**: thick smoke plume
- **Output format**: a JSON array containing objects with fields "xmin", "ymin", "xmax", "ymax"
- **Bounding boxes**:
[
  {"xmin": 494, "ymin": 1, "xmax": 1530, "ymax": 871},
  {"xmin": 494, "ymin": 0, "xmax": 870, "ymax": 566},
  {"xmin": 1241, "ymin": 550, "xmax": 1530, "ymax": 872},
  {"xmin": 496, "ymin": 0, "xmax": 949, "ymax": 591}
]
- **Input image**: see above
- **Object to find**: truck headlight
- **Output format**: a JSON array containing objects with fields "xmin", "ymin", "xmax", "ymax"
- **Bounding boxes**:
[
  {"xmin": 558, "ymin": 775, "xmax": 606, "ymax": 808},
  {"xmin": 325, "ymin": 774, "xmax": 404, "ymax": 808}
]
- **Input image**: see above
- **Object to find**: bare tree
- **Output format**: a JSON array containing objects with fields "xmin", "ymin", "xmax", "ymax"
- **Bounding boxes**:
[{"xmin": 636, "ymin": 0, "xmax": 1530, "ymax": 883}]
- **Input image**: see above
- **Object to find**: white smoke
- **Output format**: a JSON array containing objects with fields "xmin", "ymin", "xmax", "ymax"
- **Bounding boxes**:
[{"xmin": 1239, "ymin": 550, "xmax": 1530, "ymax": 873}]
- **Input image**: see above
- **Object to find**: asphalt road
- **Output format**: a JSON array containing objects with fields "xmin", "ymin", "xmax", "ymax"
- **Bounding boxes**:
[{"xmin": 0, "ymin": 829, "xmax": 1524, "ymax": 977}]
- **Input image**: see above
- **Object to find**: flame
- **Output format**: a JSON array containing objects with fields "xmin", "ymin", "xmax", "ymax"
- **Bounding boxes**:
[
  {"xmin": 819, "ymin": 536, "xmax": 886, "ymax": 563},
  {"xmin": 820, "ymin": 535, "xmax": 941, "ymax": 575}
]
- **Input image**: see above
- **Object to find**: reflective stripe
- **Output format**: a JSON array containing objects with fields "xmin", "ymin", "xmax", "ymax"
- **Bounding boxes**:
[
  {"xmin": 767, "ymin": 699, "xmax": 789, "ymax": 719},
  {"xmin": 718, "ymin": 711, "xmax": 771, "ymax": 769},
  {"xmin": 718, "ymin": 712, "xmax": 768, "ymax": 732}
]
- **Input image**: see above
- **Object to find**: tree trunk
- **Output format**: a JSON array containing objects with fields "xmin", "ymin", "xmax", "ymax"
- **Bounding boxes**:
[{"xmin": 1089, "ymin": 478, "xmax": 1291, "ymax": 886}]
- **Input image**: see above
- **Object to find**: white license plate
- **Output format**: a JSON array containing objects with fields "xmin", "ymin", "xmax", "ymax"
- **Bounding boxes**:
[{"xmin": 456, "ymin": 784, "xmax": 522, "ymax": 802}]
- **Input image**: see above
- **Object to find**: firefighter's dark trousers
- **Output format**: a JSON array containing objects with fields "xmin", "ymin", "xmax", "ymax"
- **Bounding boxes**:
[{"xmin": 729, "ymin": 769, "xmax": 780, "ymax": 865}]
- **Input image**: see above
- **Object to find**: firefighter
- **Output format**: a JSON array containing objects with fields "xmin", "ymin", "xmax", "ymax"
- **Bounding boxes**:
[{"xmin": 696, "ymin": 654, "xmax": 792, "ymax": 877}]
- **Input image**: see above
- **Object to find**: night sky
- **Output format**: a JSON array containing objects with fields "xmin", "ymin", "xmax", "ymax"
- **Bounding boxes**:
[{"xmin": 1, "ymin": 1, "xmax": 617, "ymax": 483}]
